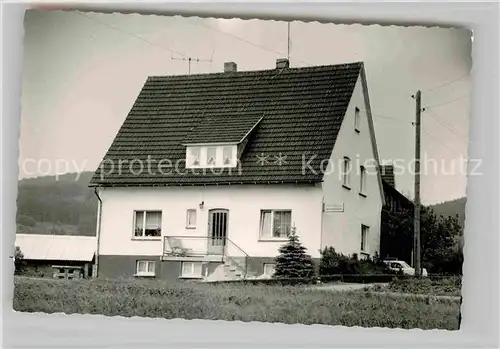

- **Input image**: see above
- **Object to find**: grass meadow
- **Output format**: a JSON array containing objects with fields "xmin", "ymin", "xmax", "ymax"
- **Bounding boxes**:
[{"xmin": 13, "ymin": 277, "xmax": 461, "ymax": 330}]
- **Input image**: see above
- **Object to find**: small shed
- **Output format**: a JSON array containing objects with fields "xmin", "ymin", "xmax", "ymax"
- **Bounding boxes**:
[{"xmin": 14, "ymin": 234, "xmax": 97, "ymax": 279}]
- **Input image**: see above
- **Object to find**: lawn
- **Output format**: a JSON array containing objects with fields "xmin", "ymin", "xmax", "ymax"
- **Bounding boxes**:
[{"xmin": 13, "ymin": 277, "xmax": 460, "ymax": 330}]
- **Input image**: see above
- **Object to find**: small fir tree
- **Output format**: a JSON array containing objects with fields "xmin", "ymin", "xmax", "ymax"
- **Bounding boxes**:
[{"xmin": 273, "ymin": 225, "xmax": 316, "ymax": 279}]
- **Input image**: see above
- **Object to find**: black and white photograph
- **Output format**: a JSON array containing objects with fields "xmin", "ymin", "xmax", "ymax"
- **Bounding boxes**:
[{"xmin": 13, "ymin": 9, "xmax": 471, "ymax": 331}]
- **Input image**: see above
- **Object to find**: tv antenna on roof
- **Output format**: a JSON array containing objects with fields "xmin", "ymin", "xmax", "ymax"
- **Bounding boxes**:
[
  {"xmin": 171, "ymin": 50, "xmax": 214, "ymax": 75},
  {"xmin": 287, "ymin": 22, "xmax": 291, "ymax": 62}
]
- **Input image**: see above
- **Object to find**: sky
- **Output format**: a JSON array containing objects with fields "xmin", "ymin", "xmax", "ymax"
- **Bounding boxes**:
[{"xmin": 20, "ymin": 10, "xmax": 472, "ymax": 205}]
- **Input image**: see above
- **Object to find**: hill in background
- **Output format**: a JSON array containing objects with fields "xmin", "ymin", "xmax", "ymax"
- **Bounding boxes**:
[
  {"xmin": 429, "ymin": 197, "xmax": 467, "ymax": 227},
  {"xmin": 16, "ymin": 172, "xmax": 97, "ymax": 236}
]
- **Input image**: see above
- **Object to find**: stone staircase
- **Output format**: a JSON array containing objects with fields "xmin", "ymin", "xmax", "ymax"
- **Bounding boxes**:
[{"xmin": 203, "ymin": 257, "xmax": 257, "ymax": 282}]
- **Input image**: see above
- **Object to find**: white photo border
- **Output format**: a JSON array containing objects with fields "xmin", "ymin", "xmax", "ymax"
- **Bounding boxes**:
[{"xmin": 2, "ymin": 1, "xmax": 499, "ymax": 348}]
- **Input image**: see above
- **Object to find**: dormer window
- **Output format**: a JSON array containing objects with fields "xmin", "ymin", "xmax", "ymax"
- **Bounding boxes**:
[
  {"xmin": 188, "ymin": 147, "xmax": 201, "ymax": 167},
  {"xmin": 223, "ymin": 146, "xmax": 233, "ymax": 165},
  {"xmin": 185, "ymin": 144, "xmax": 237, "ymax": 168},
  {"xmin": 207, "ymin": 147, "xmax": 217, "ymax": 166}
]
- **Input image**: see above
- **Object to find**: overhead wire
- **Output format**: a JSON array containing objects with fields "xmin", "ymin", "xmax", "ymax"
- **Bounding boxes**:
[
  {"xmin": 194, "ymin": 20, "xmax": 312, "ymax": 66},
  {"xmin": 76, "ymin": 12, "xmax": 187, "ymax": 58},
  {"xmin": 422, "ymin": 73, "xmax": 469, "ymax": 93},
  {"xmin": 425, "ymin": 107, "xmax": 469, "ymax": 143}
]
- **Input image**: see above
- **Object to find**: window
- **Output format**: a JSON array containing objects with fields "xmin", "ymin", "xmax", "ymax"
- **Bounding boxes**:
[
  {"xmin": 361, "ymin": 225, "xmax": 369, "ymax": 252},
  {"xmin": 206, "ymin": 147, "xmax": 217, "ymax": 166},
  {"xmin": 360, "ymin": 166, "xmax": 367, "ymax": 195},
  {"xmin": 342, "ymin": 157, "xmax": 351, "ymax": 188},
  {"xmin": 186, "ymin": 209, "xmax": 197, "ymax": 228},
  {"xmin": 134, "ymin": 211, "xmax": 162, "ymax": 238},
  {"xmin": 185, "ymin": 145, "xmax": 237, "ymax": 168},
  {"xmin": 260, "ymin": 210, "xmax": 292, "ymax": 239},
  {"xmin": 136, "ymin": 260, "xmax": 156, "ymax": 277},
  {"xmin": 181, "ymin": 261, "xmax": 203, "ymax": 278},
  {"xmin": 188, "ymin": 147, "xmax": 201, "ymax": 167},
  {"xmin": 390, "ymin": 262, "xmax": 402, "ymax": 270},
  {"xmin": 263, "ymin": 263, "xmax": 276, "ymax": 276},
  {"xmin": 354, "ymin": 107, "xmax": 360, "ymax": 132},
  {"xmin": 223, "ymin": 146, "xmax": 233, "ymax": 165}
]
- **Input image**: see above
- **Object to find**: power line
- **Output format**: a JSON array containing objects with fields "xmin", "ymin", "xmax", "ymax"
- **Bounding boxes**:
[
  {"xmin": 423, "ymin": 73, "xmax": 469, "ymax": 93},
  {"xmin": 358, "ymin": 108, "xmax": 412, "ymax": 124},
  {"xmin": 195, "ymin": 20, "xmax": 311, "ymax": 66},
  {"xmin": 422, "ymin": 125, "xmax": 463, "ymax": 155},
  {"xmin": 76, "ymin": 12, "xmax": 187, "ymax": 58},
  {"xmin": 424, "ymin": 94, "xmax": 469, "ymax": 108},
  {"xmin": 372, "ymin": 113, "xmax": 411, "ymax": 123},
  {"xmin": 425, "ymin": 107, "xmax": 469, "ymax": 143}
]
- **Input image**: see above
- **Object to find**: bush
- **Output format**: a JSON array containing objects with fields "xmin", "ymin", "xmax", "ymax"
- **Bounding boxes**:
[
  {"xmin": 14, "ymin": 246, "xmax": 26, "ymax": 275},
  {"xmin": 273, "ymin": 226, "xmax": 316, "ymax": 279},
  {"xmin": 319, "ymin": 248, "xmax": 395, "ymax": 277},
  {"xmin": 318, "ymin": 247, "xmax": 348, "ymax": 275},
  {"xmin": 388, "ymin": 276, "xmax": 462, "ymax": 296}
]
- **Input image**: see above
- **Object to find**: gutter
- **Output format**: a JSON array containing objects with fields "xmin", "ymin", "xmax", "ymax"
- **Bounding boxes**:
[{"xmin": 94, "ymin": 187, "xmax": 103, "ymax": 278}]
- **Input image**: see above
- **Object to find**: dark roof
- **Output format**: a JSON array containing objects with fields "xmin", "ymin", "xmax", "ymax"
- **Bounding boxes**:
[
  {"xmin": 183, "ymin": 114, "xmax": 263, "ymax": 144},
  {"xmin": 90, "ymin": 62, "xmax": 364, "ymax": 186},
  {"xmin": 381, "ymin": 165, "xmax": 395, "ymax": 187},
  {"xmin": 383, "ymin": 181, "xmax": 414, "ymax": 209}
]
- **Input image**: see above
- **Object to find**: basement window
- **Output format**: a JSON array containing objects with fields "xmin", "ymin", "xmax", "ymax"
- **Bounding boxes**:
[
  {"xmin": 263, "ymin": 263, "xmax": 276, "ymax": 277},
  {"xmin": 134, "ymin": 211, "xmax": 162, "ymax": 238},
  {"xmin": 135, "ymin": 260, "xmax": 156, "ymax": 277},
  {"xmin": 181, "ymin": 261, "xmax": 203, "ymax": 278}
]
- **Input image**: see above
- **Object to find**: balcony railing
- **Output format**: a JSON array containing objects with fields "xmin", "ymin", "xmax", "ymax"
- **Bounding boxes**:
[{"xmin": 163, "ymin": 236, "xmax": 249, "ymax": 278}]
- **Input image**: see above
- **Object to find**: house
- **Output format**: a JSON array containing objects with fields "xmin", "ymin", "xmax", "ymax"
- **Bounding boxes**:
[
  {"xmin": 14, "ymin": 234, "xmax": 96, "ymax": 279},
  {"xmin": 89, "ymin": 59, "xmax": 386, "ymax": 281},
  {"xmin": 379, "ymin": 165, "xmax": 415, "ymax": 264}
]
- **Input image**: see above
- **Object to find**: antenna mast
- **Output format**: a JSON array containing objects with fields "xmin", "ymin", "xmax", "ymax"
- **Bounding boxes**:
[
  {"xmin": 171, "ymin": 54, "xmax": 213, "ymax": 75},
  {"xmin": 287, "ymin": 22, "xmax": 291, "ymax": 61}
]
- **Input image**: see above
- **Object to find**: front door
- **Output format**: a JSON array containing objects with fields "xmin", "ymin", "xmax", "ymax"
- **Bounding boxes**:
[{"xmin": 208, "ymin": 209, "xmax": 228, "ymax": 255}]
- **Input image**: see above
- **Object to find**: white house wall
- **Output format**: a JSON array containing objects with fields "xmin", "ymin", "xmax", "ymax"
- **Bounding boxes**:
[
  {"xmin": 320, "ymin": 74, "xmax": 384, "ymax": 257},
  {"xmin": 98, "ymin": 184, "xmax": 324, "ymax": 259}
]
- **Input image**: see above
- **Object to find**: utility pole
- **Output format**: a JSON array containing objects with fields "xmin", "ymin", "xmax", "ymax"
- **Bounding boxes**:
[{"xmin": 413, "ymin": 90, "xmax": 422, "ymax": 277}]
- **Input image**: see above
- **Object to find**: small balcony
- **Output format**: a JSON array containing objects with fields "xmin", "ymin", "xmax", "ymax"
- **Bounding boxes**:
[
  {"xmin": 162, "ymin": 236, "xmax": 222, "ymax": 260},
  {"xmin": 162, "ymin": 236, "xmax": 250, "ymax": 277}
]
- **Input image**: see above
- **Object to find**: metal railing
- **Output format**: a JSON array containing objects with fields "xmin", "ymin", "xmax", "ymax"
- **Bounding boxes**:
[
  {"xmin": 162, "ymin": 236, "xmax": 249, "ymax": 278},
  {"xmin": 224, "ymin": 237, "xmax": 249, "ymax": 279}
]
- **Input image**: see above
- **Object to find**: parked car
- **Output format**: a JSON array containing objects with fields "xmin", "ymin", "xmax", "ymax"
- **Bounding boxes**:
[{"xmin": 383, "ymin": 259, "xmax": 428, "ymax": 277}]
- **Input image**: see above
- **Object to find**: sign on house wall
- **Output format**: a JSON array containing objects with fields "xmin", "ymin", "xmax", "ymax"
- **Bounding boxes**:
[{"xmin": 324, "ymin": 202, "xmax": 344, "ymax": 212}]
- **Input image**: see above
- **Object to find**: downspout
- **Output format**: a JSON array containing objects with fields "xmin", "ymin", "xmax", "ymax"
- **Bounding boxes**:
[{"xmin": 94, "ymin": 187, "xmax": 103, "ymax": 278}]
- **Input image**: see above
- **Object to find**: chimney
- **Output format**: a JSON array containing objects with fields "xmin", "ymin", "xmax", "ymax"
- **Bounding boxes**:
[
  {"xmin": 224, "ymin": 62, "xmax": 237, "ymax": 73},
  {"xmin": 276, "ymin": 58, "xmax": 290, "ymax": 69}
]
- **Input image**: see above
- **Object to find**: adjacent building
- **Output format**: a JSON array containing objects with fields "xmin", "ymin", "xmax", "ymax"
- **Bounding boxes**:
[{"xmin": 14, "ymin": 234, "xmax": 96, "ymax": 279}]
